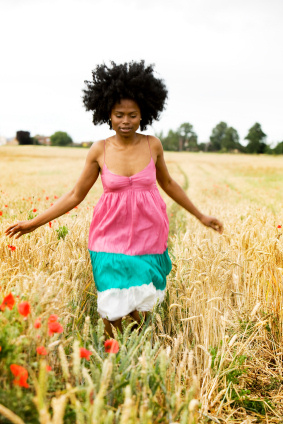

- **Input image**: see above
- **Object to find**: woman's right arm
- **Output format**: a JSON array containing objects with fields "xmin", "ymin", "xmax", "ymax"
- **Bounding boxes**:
[{"xmin": 5, "ymin": 142, "xmax": 102, "ymax": 239}]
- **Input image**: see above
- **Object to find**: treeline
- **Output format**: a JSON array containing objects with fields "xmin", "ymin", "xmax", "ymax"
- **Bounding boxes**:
[
  {"xmin": 156, "ymin": 122, "xmax": 283, "ymax": 154},
  {"xmin": 16, "ymin": 131, "xmax": 73, "ymax": 146}
]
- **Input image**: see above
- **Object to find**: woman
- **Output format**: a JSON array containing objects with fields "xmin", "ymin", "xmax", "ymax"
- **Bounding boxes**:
[{"xmin": 5, "ymin": 61, "xmax": 223, "ymax": 337}]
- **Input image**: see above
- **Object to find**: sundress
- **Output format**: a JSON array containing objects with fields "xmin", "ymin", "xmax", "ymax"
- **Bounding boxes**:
[{"xmin": 88, "ymin": 136, "xmax": 172, "ymax": 321}]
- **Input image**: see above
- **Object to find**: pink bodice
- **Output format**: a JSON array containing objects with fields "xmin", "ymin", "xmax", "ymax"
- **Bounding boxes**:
[
  {"xmin": 102, "ymin": 157, "xmax": 156, "ymax": 193},
  {"xmin": 88, "ymin": 155, "xmax": 169, "ymax": 256}
]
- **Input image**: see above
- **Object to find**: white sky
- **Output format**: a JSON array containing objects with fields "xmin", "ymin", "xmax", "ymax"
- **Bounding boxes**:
[{"xmin": 1, "ymin": 0, "xmax": 282, "ymax": 145}]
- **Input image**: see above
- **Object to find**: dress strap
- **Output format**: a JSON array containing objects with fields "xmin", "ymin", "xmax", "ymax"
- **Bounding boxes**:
[
  {"xmin": 147, "ymin": 135, "xmax": 152, "ymax": 158},
  {"xmin": 104, "ymin": 139, "xmax": 106, "ymax": 165}
]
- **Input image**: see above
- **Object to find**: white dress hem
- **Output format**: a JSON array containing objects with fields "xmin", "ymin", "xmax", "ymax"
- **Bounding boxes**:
[{"xmin": 97, "ymin": 282, "xmax": 165, "ymax": 321}]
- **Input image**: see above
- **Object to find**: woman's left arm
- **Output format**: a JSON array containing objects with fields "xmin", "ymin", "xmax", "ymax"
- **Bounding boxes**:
[{"xmin": 154, "ymin": 137, "xmax": 224, "ymax": 234}]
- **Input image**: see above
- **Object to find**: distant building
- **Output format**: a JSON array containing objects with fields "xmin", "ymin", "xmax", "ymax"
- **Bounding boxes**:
[
  {"xmin": 0, "ymin": 136, "xmax": 7, "ymax": 146},
  {"xmin": 34, "ymin": 135, "xmax": 51, "ymax": 145}
]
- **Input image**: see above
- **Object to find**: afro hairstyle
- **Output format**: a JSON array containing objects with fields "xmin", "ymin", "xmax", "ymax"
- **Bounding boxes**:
[{"xmin": 82, "ymin": 60, "xmax": 168, "ymax": 131}]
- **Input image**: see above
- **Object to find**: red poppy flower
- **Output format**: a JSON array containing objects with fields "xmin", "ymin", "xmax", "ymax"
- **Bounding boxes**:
[
  {"xmin": 48, "ymin": 321, "xmax": 63, "ymax": 336},
  {"xmin": 8, "ymin": 245, "xmax": 16, "ymax": 251},
  {"xmin": 0, "ymin": 211, "xmax": 2, "ymax": 216},
  {"xmin": 49, "ymin": 222, "xmax": 52, "ymax": 228},
  {"xmin": 54, "ymin": 195, "xmax": 58, "ymax": 199},
  {"xmin": 10, "ymin": 364, "xmax": 29, "ymax": 388},
  {"xmin": 36, "ymin": 346, "xmax": 47, "ymax": 355},
  {"xmin": 79, "ymin": 347, "xmax": 93, "ymax": 361},
  {"xmin": 278, "ymin": 225, "xmax": 282, "ymax": 229},
  {"xmin": 74, "ymin": 206, "xmax": 78, "ymax": 209},
  {"xmin": 46, "ymin": 196, "xmax": 49, "ymax": 200},
  {"xmin": 104, "ymin": 339, "xmax": 119, "ymax": 354},
  {"xmin": 38, "ymin": 198, "xmax": 41, "ymax": 201},
  {"xmin": 5, "ymin": 205, "xmax": 8, "ymax": 208},
  {"xmin": 46, "ymin": 365, "xmax": 52, "ymax": 372},
  {"xmin": 34, "ymin": 317, "xmax": 41, "ymax": 328},
  {"xmin": 18, "ymin": 301, "xmax": 31, "ymax": 317},
  {"xmin": 33, "ymin": 208, "xmax": 37, "ymax": 213},
  {"xmin": 0, "ymin": 293, "xmax": 15, "ymax": 311},
  {"xmin": 48, "ymin": 314, "xmax": 58, "ymax": 323}
]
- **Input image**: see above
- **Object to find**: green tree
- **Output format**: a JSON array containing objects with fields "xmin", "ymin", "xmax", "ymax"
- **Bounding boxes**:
[
  {"xmin": 272, "ymin": 141, "xmax": 283, "ymax": 155},
  {"xmin": 178, "ymin": 122, "xmax": 198, "ymax": 151},
  {"xmin": 244, "ymin": 123, "xmax": 266, "ymax": 154},
  {"xmin": 50, "ymin": 131, "xmax": 73, "ymax": 146},
  {"xmin": 158, "ymin": 129, "xmax": 179, "ymax": 151},
  {"xmin": 208, "ymin": 122, "xmax": 228, "ymax": 151},
  {"xmin": 198, "ymin": 142, "xmax": 207, "ymax": 151},
  {"xmin": 221, "ymin": 126, "xmax": 240, "ymax": 151}
]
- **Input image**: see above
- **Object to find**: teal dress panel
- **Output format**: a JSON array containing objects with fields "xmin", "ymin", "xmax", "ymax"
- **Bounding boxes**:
[{"xmin": 89, "ymin": 249, "xmax": 172, "ymax": 292}]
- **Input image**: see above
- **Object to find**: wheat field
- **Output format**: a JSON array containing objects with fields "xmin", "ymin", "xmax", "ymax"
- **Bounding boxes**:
[{"xmin": 1, "ymin": 145, "xmax": 283, "ymax": 423}]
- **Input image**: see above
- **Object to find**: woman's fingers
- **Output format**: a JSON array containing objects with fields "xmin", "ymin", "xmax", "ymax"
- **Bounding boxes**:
[
  {"xmin": 211, "ymin": 219, "xmax": 224, "ymax": 234},
  {"xmin": 6, "ymin": 227, "xmax": 20, "ymax": 238},
  {"xmin": 5, "ymin": 221, "xmax": 36, "ymax": 238},
  {"xmin": 5, "ymin": 224, "xmax": 17, "ymax": 235},
  {"xmin": 5, "ymin": 226, "xmax": 19, "ymax": 237},
  {"xmin": 201, "ymin": 215, "xmax": 224, "ymax": 234}
]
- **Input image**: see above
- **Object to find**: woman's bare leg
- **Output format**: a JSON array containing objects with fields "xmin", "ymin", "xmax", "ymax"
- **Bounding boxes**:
[
  {"xmin": 129, "ymin": 310, "xmax": 149, "ymax": 327},
  {"xmin": 103, "ymin": 317, "xmax": 123, "ymax": 338},
  {"xmin": 103, "ymin": 312, "xmax": 149, "ymax": 338}
]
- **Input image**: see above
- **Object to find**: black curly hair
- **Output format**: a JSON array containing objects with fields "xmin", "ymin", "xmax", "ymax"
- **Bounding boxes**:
[{"xmin": 82, "ymin": 60, "xmax": 168, "ymax": 131}]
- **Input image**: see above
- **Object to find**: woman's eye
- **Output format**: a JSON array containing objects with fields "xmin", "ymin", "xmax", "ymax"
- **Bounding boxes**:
[{"xmin": 131, "ymin": 116, "xmax": 137, "ymax": 118}]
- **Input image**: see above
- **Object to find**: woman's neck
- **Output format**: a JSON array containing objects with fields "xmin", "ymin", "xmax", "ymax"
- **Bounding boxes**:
[{"xmin": 114, "ymin": 132, "xmax": 141, "ymax": 146}]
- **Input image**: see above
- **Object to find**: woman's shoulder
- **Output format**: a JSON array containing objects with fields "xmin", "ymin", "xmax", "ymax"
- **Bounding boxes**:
[
  {"xmin": 90, "ymin": 139, "xmax": 107, "ymax": 153},
  {"xmin": 147, "ymin": 134, "xmax": 163, "ymax": 155},
  {"xmin": 87, "ymin": 139, "xmax": 105, "ymax": 164}
]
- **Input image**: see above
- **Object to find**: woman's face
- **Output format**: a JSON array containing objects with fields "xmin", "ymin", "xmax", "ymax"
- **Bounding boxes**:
[{"xmin": 110, "ymin": 99, "xmax": 141, "ymax": 137}]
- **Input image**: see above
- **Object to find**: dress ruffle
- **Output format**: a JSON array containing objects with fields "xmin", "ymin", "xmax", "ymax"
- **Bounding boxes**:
[{"xmin": 97, "ymin": 283, "xmax": 166, "ymax": 321}]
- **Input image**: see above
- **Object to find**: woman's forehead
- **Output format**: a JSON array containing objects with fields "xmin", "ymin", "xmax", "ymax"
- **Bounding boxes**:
[{"xmin": 112, "ymin": 99, "xmax": 140, "ymax": 112}]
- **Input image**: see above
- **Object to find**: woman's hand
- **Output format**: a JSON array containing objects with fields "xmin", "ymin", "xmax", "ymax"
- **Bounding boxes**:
[
  {"xmin": 200, "ymin": 215, "xmax": 224, "ymax": 234},
  {"xmin": 5, "ymin": 220, "xmax": 38, "ymax": 239}
]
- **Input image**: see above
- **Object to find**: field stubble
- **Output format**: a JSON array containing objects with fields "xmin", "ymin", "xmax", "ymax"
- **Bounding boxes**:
[{"xmin": 1, "ymin": 146, "xmax": 283, "ymax": 423}]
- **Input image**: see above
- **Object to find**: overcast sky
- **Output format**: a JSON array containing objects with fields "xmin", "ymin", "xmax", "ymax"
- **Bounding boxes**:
[{"xmin": 1, "ymin": 0, "xmax": 282, "ymax": 145}]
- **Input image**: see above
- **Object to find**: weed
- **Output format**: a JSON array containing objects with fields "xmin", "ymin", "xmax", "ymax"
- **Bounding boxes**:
[
  {"xmin": 27, "ymin": 210, "xmax": 38, "ymax": 220},
  {"xmin": 56, "ymin": 225, "xmax": 69, "ymax": 240}
]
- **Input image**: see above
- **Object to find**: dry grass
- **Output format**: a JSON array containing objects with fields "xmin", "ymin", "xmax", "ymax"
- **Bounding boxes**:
[{"xmin": 1, "ymin": 146, "xmax": 283, "ymax": 423}]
